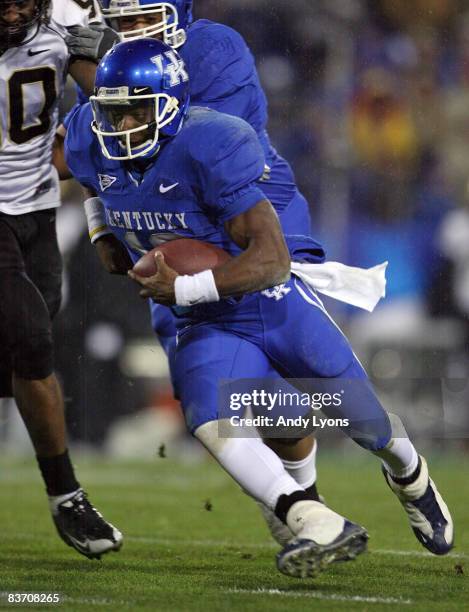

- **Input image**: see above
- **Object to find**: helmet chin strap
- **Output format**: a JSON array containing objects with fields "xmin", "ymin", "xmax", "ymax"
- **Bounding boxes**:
[
  {"xmin": 134, "ymin": 141, "xmax": 160, "ymax": 160},
  {"xmin": 123, "ymin": 131, "xmax": 162, "ymax": 165}
]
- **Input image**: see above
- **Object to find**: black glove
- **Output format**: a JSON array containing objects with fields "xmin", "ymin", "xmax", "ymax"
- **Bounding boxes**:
[{"xmin": 65, "ymin": 24, "xmax": 120, "ymax": 63}]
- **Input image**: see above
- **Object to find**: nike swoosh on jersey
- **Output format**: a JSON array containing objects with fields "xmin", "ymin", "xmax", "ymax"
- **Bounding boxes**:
[
  {"xmin": 134, "ymin": 87, "xmax": 148, "ymax": 94},
  {"xmin": 159, "ymin": 182, "xmax": 179, "ymax": 194},
  {"xmin": 28, "ymin": 48, "xmax": 50, "ymax": 56}
]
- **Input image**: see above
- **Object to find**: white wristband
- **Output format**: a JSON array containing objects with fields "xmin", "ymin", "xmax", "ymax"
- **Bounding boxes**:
[
  {"xmin": 84, "ymin": 197, "xmax": 112, "ymax": 244},
  {"xmin": 174, "ymin": 270, "xmax": 220, "ymax": 307}
]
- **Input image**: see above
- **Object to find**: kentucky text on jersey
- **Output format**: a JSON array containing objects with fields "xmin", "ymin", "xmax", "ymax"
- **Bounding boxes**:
[
  {"xmin": 105, "ymin": 208, "xmax": 188, "ymax": 232},
  {"xmin": 65, "ymin": 105, "xmax": 266, "ymax": 259}
]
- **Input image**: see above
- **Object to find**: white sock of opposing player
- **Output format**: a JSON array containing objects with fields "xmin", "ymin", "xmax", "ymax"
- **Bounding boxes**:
[
  {"xmin": 195, "ymin": 421, "xmax": 303, "ymax": 509},
  {"xmin": 372, "ymin": 414, "xmax": 419, "ymax": 479},
  {"xmin": 281, "ymin": 439, "xmax": 317, "ymax": 489}
]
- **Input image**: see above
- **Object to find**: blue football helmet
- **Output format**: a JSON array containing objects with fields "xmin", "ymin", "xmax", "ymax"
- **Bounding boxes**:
[
  {"xmin": 98, "ymin": 0, "xmax": 192, "ymax": 48},
  {"xmin": 90, "ymin": 38, "xmax": 190, "ymax": 161}
]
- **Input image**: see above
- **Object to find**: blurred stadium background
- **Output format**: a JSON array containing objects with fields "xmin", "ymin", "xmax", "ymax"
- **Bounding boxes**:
[{"xmin": 2, "ymin": 0, "xmax": 469, "ymax": 455}]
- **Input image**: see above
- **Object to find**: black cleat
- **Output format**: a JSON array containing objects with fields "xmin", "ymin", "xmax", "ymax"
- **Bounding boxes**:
[{"xmin": 51, "ymin": 489, "xmax": 123, "ymax": 559}]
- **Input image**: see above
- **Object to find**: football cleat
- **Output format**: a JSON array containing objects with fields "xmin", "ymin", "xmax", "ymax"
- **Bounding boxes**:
[
  {"xmin": 50, "ymin": 489, "xmax": 123, "ymax": 559},
  {"xmin": 383, "ymin": 455, "xmax": 454, "ymax": 555},
  {"xmin": 276, "ymin": 501, "xmax": 368, "ymax": 578},
  {"xmin": 258, "ymin": 502, "xmax": 293, "ymax": 547},
  {"xmin": 258, "ymin": 492, "xmax": 326, "ymax": 547}
]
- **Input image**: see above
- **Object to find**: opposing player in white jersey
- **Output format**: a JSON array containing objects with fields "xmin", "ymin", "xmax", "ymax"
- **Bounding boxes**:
[
  {"xmin": 52, "ymin": 0, "xmax": 101, "ymax": 26},
  {"xmin": 51, "ymin": 0, "xmax": 122, "ymax": 177},
  {"xmin": 0, "ymin": 0, "xmax": 122, "ymax": 558}
]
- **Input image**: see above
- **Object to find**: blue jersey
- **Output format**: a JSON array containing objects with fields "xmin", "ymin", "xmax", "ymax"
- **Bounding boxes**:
[
  {"xmin": 64, "ymin": 19, "xmax": 300, "ymax": 214},
  {"xmin": 65, "ymin": 105, "xmax": 266, "ymax": 261},
  {"xmin": 65, "ymin": 92, "xmax": 391, "ymax": 447}
]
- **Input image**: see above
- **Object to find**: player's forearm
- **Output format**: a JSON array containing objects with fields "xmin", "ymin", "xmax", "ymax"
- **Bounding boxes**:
[
  {"xmin": 68, "ymin": 59, "xmax": 97, "ymax": 96},
  {"xmin": 79, "ymin": 186, "xmax": 131, "ymax": 274},
  {"xmin": 213, "ymin": 237, "xmax": 290, "ymax": 298},
  {"xmin": 215, "ymin": 199, "xmax": 291, "ymax": 297},
  {"xmin": 129, "ymin": 200, "xmax": 291, "ymax": 306},
  {"xmin": 52, "ymin": 128, "xmax": 72, "ymax": 180}
]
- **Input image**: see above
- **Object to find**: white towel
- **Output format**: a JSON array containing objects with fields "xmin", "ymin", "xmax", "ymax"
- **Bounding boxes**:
[{"xmin": 290, "ymin": 261, "xmax": 388, "ymax": 312}]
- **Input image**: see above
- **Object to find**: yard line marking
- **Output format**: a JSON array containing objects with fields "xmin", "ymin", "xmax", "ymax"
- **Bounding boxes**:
[
  {"xmin": 227, "ymin": 588, "xmax": 412, "ymax": 605},
  {"xmin": 126, "ymin": 537, "xmax": 469, "ymax": 558},
  {"xmin": 373, "ymin": 549, "xmax": 469, "ymax": 559},
  {"xmin": 8, "ymin": 533, "xmax": 469, "ymax": 559},
  {"xmin": 127, "ymin": 536, "xmax": 274, "ymax": 548}
]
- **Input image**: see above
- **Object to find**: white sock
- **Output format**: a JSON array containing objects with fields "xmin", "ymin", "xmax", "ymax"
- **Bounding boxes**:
[
  {"xmin": 195, "ymin": 421, "xmax": 303, "ymax": 510},
  {"xmin": 372, "ymin": 414, "xmax": 419, "ymax": 479},
  {"xmin": 281, "ymin": 439, "xmax": 317, "ymax": 489},
  {"xmin": 374, "ymin": 438, "xmax": 419, "ymax": 479}
]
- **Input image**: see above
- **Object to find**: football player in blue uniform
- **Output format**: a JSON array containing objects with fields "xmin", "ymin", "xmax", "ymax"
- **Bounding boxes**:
[
  {"xmin": 66, "ymin": 1, "xmax": 310, "ymax": 236},
  {"xmin": 64, "ymin": 0, "xmax": 322, "ymax": 545},
  {"xmin": 65, "ymin": 39, "xmax": 454, "ymax": 578}
]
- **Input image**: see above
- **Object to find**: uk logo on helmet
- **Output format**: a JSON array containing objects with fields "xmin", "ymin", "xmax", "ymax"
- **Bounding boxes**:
[{"xmin": 150, "ymin": 50, "xmax": 189, "ymax": 86}]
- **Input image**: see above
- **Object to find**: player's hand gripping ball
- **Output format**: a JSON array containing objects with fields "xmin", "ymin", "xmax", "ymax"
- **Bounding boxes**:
[{"xmin": 128, "ymin": 239, "xmax": 231, "ymax": 305}]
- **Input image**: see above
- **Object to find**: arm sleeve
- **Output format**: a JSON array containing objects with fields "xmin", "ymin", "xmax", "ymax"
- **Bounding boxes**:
[
  {"xmin": 64, "ymin": 103, "xmax": 96, "ymax": 188},
  {"xmin": 62, "ymin": 86, "xmax": 89, "ymax": 130},
  {"xmin": 192, "ymin": 114, "xmax": 267, "ymax": 223}
]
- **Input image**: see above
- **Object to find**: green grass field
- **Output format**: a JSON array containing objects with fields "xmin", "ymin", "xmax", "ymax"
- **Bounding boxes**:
[{"xmin": 0, "ymin": 449, "xmax": 468, "ymax": 611}]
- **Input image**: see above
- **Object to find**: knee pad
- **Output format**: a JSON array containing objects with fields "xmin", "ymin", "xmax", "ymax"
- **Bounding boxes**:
[
  {"xmin": 365, "ymin": 413, "xmax": 407, "ymax": 452},
  {"xmin": 352, "ymin": 428, "xmax": 392, "ymax": 452},
  {"xmin": 13, "ymin": 332, "xmax": 54, "ymax": 380},
  {"xmin": 349, "ymin": 407, "xmax": 392, "ymax": 451},
  {"xmin": 0, "ymin": 271, "xmax": 54, "ymax": 380}
]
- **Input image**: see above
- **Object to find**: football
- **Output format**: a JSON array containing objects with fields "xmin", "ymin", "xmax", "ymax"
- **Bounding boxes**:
[{"xmin": 132, "ymin": 238, "xmax": 232, "ymax": 277}]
